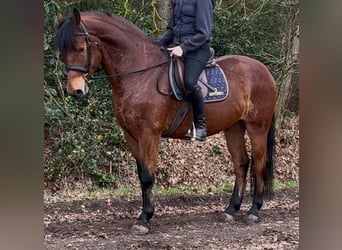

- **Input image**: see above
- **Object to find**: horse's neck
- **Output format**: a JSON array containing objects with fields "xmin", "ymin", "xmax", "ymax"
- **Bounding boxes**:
[
  {"xmin": 106, "ymin": 41, "xmax": 157, "ymax": 71},
  {"xmin": 92, "ymin": 18, "xmax": 162, "ymax": 75}
]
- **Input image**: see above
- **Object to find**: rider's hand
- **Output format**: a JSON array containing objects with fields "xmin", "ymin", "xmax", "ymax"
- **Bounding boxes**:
[{"xmin": 167, "ymin": 46, "xmax": 183, "ymax": 57}]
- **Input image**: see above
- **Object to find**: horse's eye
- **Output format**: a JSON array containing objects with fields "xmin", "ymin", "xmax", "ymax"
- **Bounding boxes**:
[{"xmin": 78, "ymin": 47, "xmax": 85, "ymax": 52}]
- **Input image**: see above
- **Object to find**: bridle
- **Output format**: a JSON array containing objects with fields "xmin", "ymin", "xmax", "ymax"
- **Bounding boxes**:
[{"xmin": 64, "ymin": 21, "xmax": 92, "ymax": 74}]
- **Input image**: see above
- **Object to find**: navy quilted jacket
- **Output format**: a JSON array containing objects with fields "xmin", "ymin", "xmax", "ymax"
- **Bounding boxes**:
[{"xmin": 158, "ymin": 0, "xmax": 216, "ymax": 53}]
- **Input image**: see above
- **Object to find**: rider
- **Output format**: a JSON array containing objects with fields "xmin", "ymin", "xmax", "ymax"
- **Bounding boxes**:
[{"xmin": 157, "ymin": 0, "xmax": 216, "ymax": 141}]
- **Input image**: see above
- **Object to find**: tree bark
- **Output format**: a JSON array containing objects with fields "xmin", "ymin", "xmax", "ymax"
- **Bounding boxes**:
[
  {"xmin": 276, "ymin": 0, "xmax": 299, "ymax": 126},
  {"xmin": 152, "ymin": 0, "xmax": 173, "ymax": 37}
]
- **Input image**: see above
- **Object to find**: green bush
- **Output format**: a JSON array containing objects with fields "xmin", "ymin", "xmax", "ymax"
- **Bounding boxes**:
[
  {"xmin": 44, "ymin": 78, "xmax": 127, "ymax": 186},
  {"xmin": 44, "ymin": 0, "xmax": 136, "ymax": 187},
  {"xmin": 211, "ymin": 1, "xmax": 287, "ymax": 79}
]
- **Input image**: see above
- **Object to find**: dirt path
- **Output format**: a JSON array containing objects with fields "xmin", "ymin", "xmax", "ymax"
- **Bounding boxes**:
[{"xmin": 44, "ymin": 188, "xmax": 298, "ymax": 249}]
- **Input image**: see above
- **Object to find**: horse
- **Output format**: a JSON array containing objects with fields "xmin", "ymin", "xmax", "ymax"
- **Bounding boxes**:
[{"xmin": 54, "ymin": 8, "xmax": 277, "ymax": 235}]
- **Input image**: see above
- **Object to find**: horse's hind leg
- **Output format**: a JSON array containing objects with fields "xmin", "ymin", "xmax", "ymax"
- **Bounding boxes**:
[
  {"xmin": 245, "ymin": 122, "xmax": 270, "ymax": 222},
  {"xmin": 222, "ymin": 120, "xmax": 250, "ymax": 221}
]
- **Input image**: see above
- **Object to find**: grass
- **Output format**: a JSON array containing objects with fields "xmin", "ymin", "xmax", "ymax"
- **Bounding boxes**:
[
  {"xmin": 213, "ymin": 182, "xmax": 234, "ymax": 193},
  {"xmin": 44, "ymin": 186, "xmax": 139, "ymax": 203},
  {"xmin": 44, "ymin": 180, "xmax": 298, "ymax": 203},
  {"xmin": 154, "ymin": 186, "xmax": 191, "ymax": 196},
  {"xmin": 273, "ymin": 180, "xmax": 299, "ymax": 190}
]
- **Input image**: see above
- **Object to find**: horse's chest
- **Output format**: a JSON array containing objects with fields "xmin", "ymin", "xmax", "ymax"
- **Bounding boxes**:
[{"xmin": 112, "ymin": 101, "xmax": 137, "ymax": 129}]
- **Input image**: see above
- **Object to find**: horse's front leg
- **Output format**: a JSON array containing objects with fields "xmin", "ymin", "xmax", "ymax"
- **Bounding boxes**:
[
  {"xmin": 132, "ymin": 159, "xmax": 155, "ymax": 234},
  {"xmin": 124, "ymin": 131, "xmax": 160, "ymax": 235}
]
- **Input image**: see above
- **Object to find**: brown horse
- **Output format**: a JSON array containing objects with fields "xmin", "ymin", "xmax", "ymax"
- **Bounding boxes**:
[{"xmin": 54, "ymin": 9, "xmax": 277, "ymax": 235}]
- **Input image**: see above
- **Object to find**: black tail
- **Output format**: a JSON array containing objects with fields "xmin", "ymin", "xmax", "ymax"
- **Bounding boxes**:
[{"xmin": 264, "ymin": 114, "xmax": 276, "ymax": 199}]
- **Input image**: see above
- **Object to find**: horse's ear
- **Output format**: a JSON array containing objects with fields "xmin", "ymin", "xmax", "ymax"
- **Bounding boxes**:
[
  {"xmin": 72, "ymin": 8, "xmax": 81, "ymax": 26},
  {"xmin": 57, "ymin": 12, "xmax": 64, "ymax": 24}
]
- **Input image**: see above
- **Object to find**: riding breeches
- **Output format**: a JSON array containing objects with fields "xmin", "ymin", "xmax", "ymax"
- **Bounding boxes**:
[{"xmin": 183, "ymin": 43, "xmax": 211, "ymax": 93}]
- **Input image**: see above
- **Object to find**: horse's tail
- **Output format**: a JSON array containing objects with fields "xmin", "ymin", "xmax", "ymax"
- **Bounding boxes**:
[
  {"xmin": 264, "ymin": 113, "xmax": 276, "ymax": 199},
  {"xmin": 250, "ymin": 113, "xmax": 276, "ymax": 200}
]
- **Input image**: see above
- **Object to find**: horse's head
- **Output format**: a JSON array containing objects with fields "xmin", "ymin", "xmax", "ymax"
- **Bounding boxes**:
[{"xmin": 55, "ymin": 8, "xmax": 102, "ymax": 98}]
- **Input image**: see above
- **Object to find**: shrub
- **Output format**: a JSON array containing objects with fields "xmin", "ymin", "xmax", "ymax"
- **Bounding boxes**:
[{"xmin": 212, "ymin": 1, "xmax": 288, "ymax": 79}]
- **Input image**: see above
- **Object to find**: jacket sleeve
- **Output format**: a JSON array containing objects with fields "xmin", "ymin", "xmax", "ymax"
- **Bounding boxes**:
[
  {"xmin": 157, "ymin": 10, "xmax": 174, "ymax": 47},
  {"xmin": 180, "ymin": 0, "xmax": 214, "ymax": 53}
]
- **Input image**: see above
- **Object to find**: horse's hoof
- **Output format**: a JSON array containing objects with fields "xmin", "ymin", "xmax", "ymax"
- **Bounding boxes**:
[
  {"xmin": 218, "ymin": 212, "xmax": 235, "ymax": 222},
  {"xmin": 131, "ymin": 223, "xmax": 150, "ymax": 235},
  {"xmin": 245, "ymin": 214, "xmax": 260, "ymax": 223}
]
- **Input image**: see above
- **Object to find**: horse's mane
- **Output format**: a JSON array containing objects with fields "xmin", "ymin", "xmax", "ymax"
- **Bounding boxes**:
[
  {"xmin": 54, "ymin": 17, "xmax": 76, "ymax": 52},
  {"xmin": 54, "ymin": 11, "xmax": 152, "ymax": 52}
]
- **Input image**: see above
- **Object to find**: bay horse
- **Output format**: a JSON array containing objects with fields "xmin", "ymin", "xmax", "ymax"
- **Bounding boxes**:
[{"xmin": 54, "ymin": 8, "xmax": 277, "ymax": 235}]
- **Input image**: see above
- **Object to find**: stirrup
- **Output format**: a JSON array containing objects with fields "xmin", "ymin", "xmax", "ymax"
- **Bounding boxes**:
[
  {"xmin": 185, "ymin": 123, "xmax": 207, "ymax": 141},
  {"xmin": 185, "ymin": 122, "xmax": 196, "ymax": 140}
]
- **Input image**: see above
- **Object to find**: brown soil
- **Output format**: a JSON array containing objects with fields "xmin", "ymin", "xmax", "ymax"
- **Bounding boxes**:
[{"xmin": 44, "ymin": 188, "xmax": 299, "ymax": 249}]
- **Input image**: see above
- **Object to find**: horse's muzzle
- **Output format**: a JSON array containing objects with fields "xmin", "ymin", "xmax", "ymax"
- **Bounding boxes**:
[
  {"xmin": 71, "ymin": 83, "xmax": 89, "ymax": 98},
  {"xmin": 72, "ymin": 89, "xmax": 85, "ymax": 98}
]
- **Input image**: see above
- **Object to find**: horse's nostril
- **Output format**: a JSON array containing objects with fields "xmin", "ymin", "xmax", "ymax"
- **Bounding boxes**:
[{"xmin": 73, "ymin": 89, "xmax": 84, "ymax": 98}]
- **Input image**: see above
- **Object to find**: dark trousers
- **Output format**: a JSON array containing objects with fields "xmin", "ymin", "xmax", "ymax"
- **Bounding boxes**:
[
  {"xmin": 183, "ymin": 43, "xmax": 210, "ymax": 140},
  {"xmin": 183, "ymin": 43, "xmax": 211, "ymax": 92}
]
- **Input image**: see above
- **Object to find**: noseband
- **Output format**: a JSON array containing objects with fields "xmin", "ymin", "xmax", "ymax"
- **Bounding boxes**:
[{"xmin": 65, "ymin": 21, "xmax": 92, "ymax": 74}]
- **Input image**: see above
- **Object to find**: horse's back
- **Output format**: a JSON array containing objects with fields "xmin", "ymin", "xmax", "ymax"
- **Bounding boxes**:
[
  {"xmin": 216, "ymin": 55, "xmax": 275, "ymax": 84},
  {"xmin": 217, "ymin": 54, "xmax": 277, "ymax": 102}
]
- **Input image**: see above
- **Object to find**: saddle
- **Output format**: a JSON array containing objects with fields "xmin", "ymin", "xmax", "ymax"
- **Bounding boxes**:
[{"xmin": 168, "ymin": 48, "xmax": 229, "ymax": 103}]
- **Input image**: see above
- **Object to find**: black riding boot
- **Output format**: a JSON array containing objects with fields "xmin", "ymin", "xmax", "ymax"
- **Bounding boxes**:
[{"xmin": 186, "ymin": 87, "xmax": 207, "ymax": 141}]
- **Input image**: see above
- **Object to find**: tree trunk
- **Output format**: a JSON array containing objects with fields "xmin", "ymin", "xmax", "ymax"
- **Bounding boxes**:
[
  {"xmin": 276, "ymin": 0, "xmax": 299, "ymax": 126},
  {"xmin": 152, "ymin": 0, "xmax": 173, "ymax": 37}
]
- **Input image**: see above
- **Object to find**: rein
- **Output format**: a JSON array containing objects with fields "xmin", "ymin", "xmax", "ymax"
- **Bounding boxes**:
[{"xmin": 90, "ymin": 60, "xmax": 169, "ymax": 80}]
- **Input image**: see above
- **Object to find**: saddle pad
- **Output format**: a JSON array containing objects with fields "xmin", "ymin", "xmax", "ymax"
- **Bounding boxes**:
[
  {"xmin": 201, "ymin": 65, "xmax": 229, "ymax": 103},
  {"xmin": 170, "ymin": 64, "xmax": 229, "ymax": 103}
]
